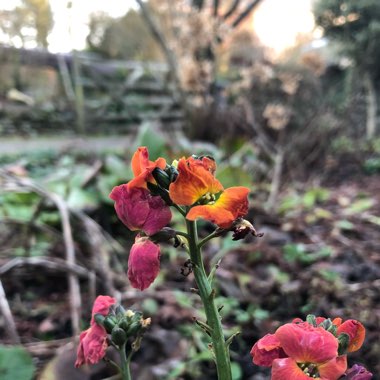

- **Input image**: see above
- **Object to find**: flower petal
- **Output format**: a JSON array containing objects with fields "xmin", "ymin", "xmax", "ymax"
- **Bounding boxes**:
[
  {"xmin": 275, "ymin": 322, "xmax": 338, "ymax": 364},
  {"xmin": 319, "ymin": 355, "xmax": 347, "ymax": 380},
  {"xmin": 345, "ymin": 364, "xmax": 373, "ymax": 380},
  {"xmin": 186, "ymin": 187, "xmax": 249, "ymax": 228},
  {"xmin": 75, "ymin": 324, "xmax": 108, "ymax": 367},
  {"xmin": 169, "ymin": 157, "xmax": 223, "ymax": 205},
  {"xmin": 127, "ymin": 237, "xmax": 161, "ymax": 290},
  {"xmin": 129, "ymin": 146, "xmax": 166, "ymax": 189},
  {"xmin": 250, "ymin": 333, "xmax": 286, "ymax": 367},
  {"xmin": 337, "ymin": 320, "xmax": 365, "ymax": 352},
  {"xmin": 272, "ymin": 358, "xmax": 314, "ymax": 380},
  {"xmin": 110, "ymin": 185, "xmax": 171, "ymax": 235},
  {"xmin": 90, "ymin": 295, "xmax": 116, "ymax": 325}
]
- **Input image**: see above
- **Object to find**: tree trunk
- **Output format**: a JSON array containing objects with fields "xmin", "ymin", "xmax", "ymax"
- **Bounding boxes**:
[{"xmin": 364, "ymin": 72, "xmax": 377, "ymax": 139}]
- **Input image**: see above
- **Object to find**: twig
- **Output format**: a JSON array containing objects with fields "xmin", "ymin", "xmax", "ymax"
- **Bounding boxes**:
[
  {"xmin": 231, "ymin": 0, "xmax": 263, "ymax": 28},
  {"xmin": 0, "ymin": 170, "xmax": 82, "ymax": 336},
  {"xmin": 223, "ymin": 0, "xmax": 240, "ymax": 19},
  {"xmin": 0, "ymin": 278, "xmax": 21, "ymax": 344},
  {"xmin": 134, "ymin": 0, "xmax": 189, "ymax": 119},
  {"xmin": 0, "ymin": 256, "xmax": 89, "ymax": 277}
]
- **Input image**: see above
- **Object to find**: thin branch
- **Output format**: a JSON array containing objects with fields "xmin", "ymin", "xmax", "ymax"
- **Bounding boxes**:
[
  {"xmin": 0, "ymin": 170, "xmax": 82, "ymax": 336},
  {"xmin": 213, "ymin": 0, "xmax": 220, "ymax": 16},
  {"xmin": 231, "ymin": 0, "xmax": 263, "ymax": 28},
  {"xmin": 0, "ymin": 279, "xmax": 21, "ymax": 344},
  {"xmin": 135, "ymin": 0, "xmax": 189, "ymax": 116},
  {"xmin": 223, "ymin": 0, "xmax": 240, "ymax": 19}
]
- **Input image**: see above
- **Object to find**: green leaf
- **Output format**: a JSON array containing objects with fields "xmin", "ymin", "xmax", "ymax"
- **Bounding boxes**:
[
  {"xmin": 216, "ymin": 165, "xmax": 252, "ymax": 188},
  {"xmin": 0, "ymin": 345, "xmax": 35, "ymax": 380},
  {"xmin": 135, "ymin": 122, "xmax": 167, "ymax": 160},
  {"xmin": 346, "ymin": 198, "xmax": 374, "ymax": 214}
]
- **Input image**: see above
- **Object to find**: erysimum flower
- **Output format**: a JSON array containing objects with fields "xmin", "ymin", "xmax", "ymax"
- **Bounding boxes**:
[
  {"xmin": 127, "ymin": 235, "xmax": 161, "ymax": 291},
  {"xmin": 128, "ymin": 146, "xmax": 166, "ymax": 189},
  {"xmin": 273, "ymin": 322, "xmax": 346, "ymax": 380},
  {"xmin": 169, "ymin": 156, "xmax": 249, "ymax": 228},
  {"xmin": 75, "ymin": 295, "xmax": 116, "ymax": 367},
  {"xmin": 110, "ymin": 185, "xmax": 171, "ymax": 236}
]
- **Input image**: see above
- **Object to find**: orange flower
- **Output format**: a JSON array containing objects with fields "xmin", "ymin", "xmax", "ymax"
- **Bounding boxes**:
[
  {"xmin": 169, "ymin": 156, "xmax": 249, "ymax": 228},
  {"xmin": 128, "ymin": 146, "xmax": 166, "ymax": 189}
]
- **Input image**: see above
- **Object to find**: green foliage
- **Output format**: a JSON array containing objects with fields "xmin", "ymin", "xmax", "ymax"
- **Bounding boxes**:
[
  {"xmin": 283, "ymin": 243, "xmax": 332, "ymax": 264},
  {"xmin": 0, "ymin": 345, "xmax": 35, "ymax": 380},
  {"xmin": 87, "ymin": 8, "xmax": 161, "ymax": 60},
  {"xmin": 314, "ymin": 0, "xmax": 380, "ymax": 75}
]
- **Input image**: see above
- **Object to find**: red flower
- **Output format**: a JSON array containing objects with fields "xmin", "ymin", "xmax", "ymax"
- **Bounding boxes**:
[
  {"xmin": 250, "ymin": 333, "xmax": 286, "ymax": 367},
  {"xmin": 337, "ymin": 319, "xmax": 366, "ymax": 353},
  {"xmin": 110, "ymin": 185, "xmax": 171, "ymax": 235},
  {"xmin": 169, "ymin": 156, "xmax": 249, "ymax": 228},
  {"xmin": 272, "ymin": 323, "xmax": 346, "ymax": 380},
  {"xmin": 128, "ymin": 146, "xmax": 166, "ymax": 189},
  {"xmin": 127, "ymin": 236, "xmax": 161, "ymax": 290},
  {"xmin": 75, "ymin": 324, "xmax": 109, "ymax": 367},
  {"xmin": 75, "ymin": 295, "xmax": 116, "ymax": 367}
]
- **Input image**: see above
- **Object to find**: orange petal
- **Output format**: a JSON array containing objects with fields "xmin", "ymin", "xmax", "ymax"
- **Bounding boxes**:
[
  {"xmin": 337, "ymin": 320, "xmax": 366, "ymax": 352},
  {"xmin": 169, "ymin": 157, "xmax": 223, "ymax": 205},
  {"xmin": 129, "ymin": 146, "xmax": 166, "ymax": 188},
  {"xmin": 186, "ymin": 186, "xmax": 249, "ymax": 228},
  {"xmin": 319, "ymin": 355, "xmax": 347, "ymax": 380}
]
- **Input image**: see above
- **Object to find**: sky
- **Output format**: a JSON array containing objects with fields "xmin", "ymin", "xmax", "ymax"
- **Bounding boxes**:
[{"xmin": 1, "ymin": 0, "xmax": 315, "ymax": 54}]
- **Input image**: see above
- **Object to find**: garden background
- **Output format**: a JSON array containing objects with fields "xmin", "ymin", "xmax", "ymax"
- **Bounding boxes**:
[{"xmin": 0, "ymin": 1, "xmax": 379, "ymax": 379}]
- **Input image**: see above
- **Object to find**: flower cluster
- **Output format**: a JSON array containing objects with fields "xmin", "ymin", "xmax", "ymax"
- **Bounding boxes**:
[
  {"xmin": 250, "ymin": 315, "xmax": 371, "ymax": 380},
  {"xmin": 110, "ymin": 147, "xmax": 252, "ymax": 290},
  {"xmin": 75, "ymin": 295, "xmax": 151, "ymax": 368}
]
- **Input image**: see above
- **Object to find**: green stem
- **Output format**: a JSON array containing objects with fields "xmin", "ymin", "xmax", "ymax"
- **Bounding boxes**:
[
  {"xmin": 119, "ymin": 343, "xmax": 132, "ymax": 380},
  {"xmin": 198, "ymin": 230, "xmax": 221, "ymax": 249},
  {"xmin": 186, "ymin": 220, "xmax": 232, "ymax": 380}
]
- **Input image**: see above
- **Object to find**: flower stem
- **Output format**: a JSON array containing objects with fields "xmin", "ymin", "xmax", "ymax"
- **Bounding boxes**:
[
  {"xmin": 119, "ymin": 343, "xmax": 132, "ymax": 380},
  {"xmin": 186, "ymin": 220, "xmax": 232, "ymax": 380}
]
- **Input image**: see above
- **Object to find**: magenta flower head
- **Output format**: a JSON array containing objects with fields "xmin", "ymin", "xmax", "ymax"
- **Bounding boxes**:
[
  {"xmin": 345, "ymin": 364, "xmax": 373, "ymax": 380},
  {"xmin": 109, "ymin": 184, "xmax": 171, "ymax": 236},
  {"xmin": 128, "ymin": 235, "xmax": 161, "ymax": 290},
  {"xmin": 75, "ymin": 295, "xmax": 116, "ymax": 367}
]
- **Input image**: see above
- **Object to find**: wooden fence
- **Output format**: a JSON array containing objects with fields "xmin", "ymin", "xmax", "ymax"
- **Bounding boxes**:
[{"xmin": 0, "ymin": 46, "xmax": 183, "ymax": 135}]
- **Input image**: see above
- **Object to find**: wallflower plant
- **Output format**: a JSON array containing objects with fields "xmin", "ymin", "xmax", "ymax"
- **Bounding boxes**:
[
  {"xmin": 76, "ymin": 147, "xmax": 371, "ymax": 380},
  {"xmin": 108, "ymin": 146, "xmax": 258, "ymax": 380}
]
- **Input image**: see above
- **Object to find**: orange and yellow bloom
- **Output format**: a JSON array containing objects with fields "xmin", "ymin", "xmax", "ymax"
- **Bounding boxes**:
[{"xmin": 169, "ymin": 156, "xmax": 249, "ymax": 228}]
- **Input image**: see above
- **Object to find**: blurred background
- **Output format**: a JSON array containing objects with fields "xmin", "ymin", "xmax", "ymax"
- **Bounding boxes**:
[{"xmin": 0, "ymin": 0, "xmax": 379, "ymax": 379}]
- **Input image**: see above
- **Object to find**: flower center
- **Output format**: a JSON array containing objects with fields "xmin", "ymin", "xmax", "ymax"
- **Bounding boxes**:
[
  {"xmin": 199, "ymin": 192, "xmax": 216, "ymax": 205},
  {"xmin": 298, "ymin": 362, "xmax": 320, "ymax": 378}
]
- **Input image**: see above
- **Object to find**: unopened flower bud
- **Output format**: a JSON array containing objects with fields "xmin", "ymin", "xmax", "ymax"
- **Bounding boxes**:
[
  {"xmin": 103, "ymin": 315, "xmax": 118, "ymax": 333},
  {"xmin": 147, "ymin": 182, "xmax": 173, "ymax": 205},
  {"xmin": 115, "ymin": 305, "xmax": 126, "ymax": 316},
  {"xmin": 345, "ymin": 364, "xmax": 373, "ymax": 380},
  {"xmin": 152, "ymin": 168, "xmax": 171, "ymax": 189},
  {"xmin": 111, "ymin": 326, "xmax": 127, "ymax": 346},
  {"xmin": 338, "ymin": 332, "xmax": 350, "ymax": 355},
  {"xmin": 93, "ymin": 313, "xmax": 105, "ymax": 326}
]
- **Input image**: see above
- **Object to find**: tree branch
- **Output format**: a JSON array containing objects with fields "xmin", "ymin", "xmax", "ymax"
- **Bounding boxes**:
[
  {"xmin": 232, "ymin": 0, "xmax": 263, "ymax": 28},
  {"xmin": 223, "ymin": 0, "xmax": 240, "ymax": 20}
]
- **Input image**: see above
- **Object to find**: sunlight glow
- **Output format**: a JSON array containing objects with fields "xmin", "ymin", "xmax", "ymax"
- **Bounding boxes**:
[{"xmin": 253, "ymin": 0, "xmax": 315, "ymax": 55}]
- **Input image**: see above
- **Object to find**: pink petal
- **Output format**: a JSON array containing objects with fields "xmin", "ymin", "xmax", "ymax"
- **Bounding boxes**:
[
  {"xmin": 275, "ymin": 322, "xmax": 338, "ymax": 363},
  {"xmin": 127, "ymin": 237, "xmax": 161, "ymax": 290},
  {"xmin": 90, "ymin": 295, "xmax": 116, "ymax": 325},
  {"xmin": 319, "ymin": 355, "xmax": 347, "ymax": 380},
  {"xmin": 110, "ymin": 185, "xmax": 171, "ymax": 235},
  {"xmin": 75, "ymin": 324, "xmax": 108, "ymax": 367},
  {"xmin": 250, "ymin": 334, "xmax": 287, "ymax": 367},
  {"xmin": 272, "ymin": 358, "xmax": 313, "ymax": 380}
]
